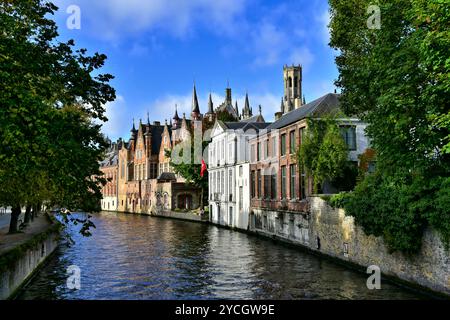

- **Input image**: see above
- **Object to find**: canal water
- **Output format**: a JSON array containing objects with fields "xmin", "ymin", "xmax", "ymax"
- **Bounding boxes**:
[{"xmin": 17, "ymin": 212, "xmax": 425, "ymax": 300}]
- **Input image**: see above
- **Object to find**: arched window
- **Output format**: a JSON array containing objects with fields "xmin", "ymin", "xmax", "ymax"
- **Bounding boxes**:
[{"xmin": 288, "ymin": 77, "xmax": 292, "ymax": 88}]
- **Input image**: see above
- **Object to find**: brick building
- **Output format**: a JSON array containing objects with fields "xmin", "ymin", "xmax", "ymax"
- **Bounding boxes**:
[
  {"xmin": 100, "ymin": 84, "xmax": 248, "ymax": 214},
  {"xmin": 249, "ymin": 92, "xmax": 369, "ymax": 229}
]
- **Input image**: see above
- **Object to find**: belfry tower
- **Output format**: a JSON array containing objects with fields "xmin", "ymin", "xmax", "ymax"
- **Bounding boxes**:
[
  {"xmin": 283, "ymin": 64, "xmax": 303, "ymax": 110},
  {"xmin": 276, "ymin": 65, "xmax": 303, "ymax": 120}
]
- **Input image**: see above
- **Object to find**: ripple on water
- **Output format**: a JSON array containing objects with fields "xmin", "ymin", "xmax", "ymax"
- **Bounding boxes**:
[{"xmin": 17, "ymin": 212, "xmax": 426, "ymax": 300}]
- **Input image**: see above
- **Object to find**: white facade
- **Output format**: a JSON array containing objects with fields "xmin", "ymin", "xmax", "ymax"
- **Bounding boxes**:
[
  {"xmin": 101, "ymin": 196, "xmax": 118, "ymax": 211},
  {"xmin": 208, "ymin": 122, "xmax": 259, "ymax": 230}
]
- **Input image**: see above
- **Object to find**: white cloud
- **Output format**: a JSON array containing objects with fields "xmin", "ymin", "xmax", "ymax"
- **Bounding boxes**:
[
  {"xmin": 289, "ymin": 47, "xmax": 315, "ymax": 72},
  {"xmin": 54, "ymin": 0, "xmax": 247, "ymax": 40},
  {"xmin": 100, "ymin": 95, "xmax": 131, "ymax": 140},
  {"xmin": 317, "ymin": 9, "xmax": 331, "ymax": 46},
  {"xmin": 250, "ymin": 22, "xmax": 288, "ymax": 67}
]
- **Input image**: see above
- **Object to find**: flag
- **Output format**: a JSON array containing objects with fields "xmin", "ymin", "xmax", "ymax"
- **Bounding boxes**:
[{"xmin": 200, "ymin": 159, "xmax": 207, "ymax": 177}]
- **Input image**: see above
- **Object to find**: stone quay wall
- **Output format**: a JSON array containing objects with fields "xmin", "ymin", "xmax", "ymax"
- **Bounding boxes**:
[
  {"xmin": 0, "ymin": 232, "xmax": 59, "ymax": 299},
  {"xmin": 249, "ymin": 196, "xmax": 449, "ymax": 296}
]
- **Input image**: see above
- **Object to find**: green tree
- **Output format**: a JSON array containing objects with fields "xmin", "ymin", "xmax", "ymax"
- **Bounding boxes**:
[
  {"xmin": 297, "ymin": 117, "xmax": 351, "ymax": 193},
  {"xmin": 0, "ymin": 0, "xmax": 115, "ymax": 234},
  {"xmin": 329, "ymin": 0, "xmax": 450, "ymax": 251},
  {"xmin": 165, "ymin": 139, "xmax": 209, "ymax": 210}
]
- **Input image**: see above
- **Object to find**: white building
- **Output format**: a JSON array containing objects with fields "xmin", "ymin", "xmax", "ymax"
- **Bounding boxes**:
[{"xmin": 208, "ymin": 119, "xmax": 270, "ymax": 230}]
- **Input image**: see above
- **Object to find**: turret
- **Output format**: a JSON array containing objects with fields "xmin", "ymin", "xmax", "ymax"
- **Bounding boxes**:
[{"xmin": 172, "ymin": 104, "xmax": 180, "ymax": 129}]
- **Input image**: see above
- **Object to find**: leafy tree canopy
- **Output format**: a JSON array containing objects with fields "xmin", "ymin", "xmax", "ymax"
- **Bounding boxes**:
[
  {"xmin": 329, "ymin": 0, "xmax": 450, "ymax": 252},
  {"xmin": 0, "ymin": 0, "xmax": 115, "ymax": 234}
]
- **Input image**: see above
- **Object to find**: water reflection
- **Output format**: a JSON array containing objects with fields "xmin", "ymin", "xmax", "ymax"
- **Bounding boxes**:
[{"xmin": 17, "ymin": 212, "xmax": 424, "ymax": 300}]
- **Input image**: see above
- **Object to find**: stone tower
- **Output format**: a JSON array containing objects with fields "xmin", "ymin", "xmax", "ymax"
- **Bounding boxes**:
[
  {"xmin": 283, "ymin": 64, "xmax": 302, "ymax": 110},
  {"xmin": 275, "ymin": 65, "xmax": 303, "ymax": 120}
]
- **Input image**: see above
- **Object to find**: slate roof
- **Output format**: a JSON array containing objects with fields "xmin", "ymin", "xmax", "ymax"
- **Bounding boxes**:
[
  {"xmin": 240, "ymin": 114, "xmax": 265, "ymax": 123},
  {"xmin": 222, "ymin": 121, "xmax": 271, "ymax": 132},
  {"xmin": 267, "ymin": 93, "xmax": 341, "ymax": 130},
  {"xmin": 100, "ymin": 151, "xmax": 118, "ymax": 167},
  {"xmin": 157, "ymin": 172, "xmax": 176, "ymax": 181},
  {"xmin": 141, "ymin": 124, "xmax": 165, "ymax": 155},
  {"xmin": 216, "ymin": 102, "xmax": 239, "ymax": 119}
]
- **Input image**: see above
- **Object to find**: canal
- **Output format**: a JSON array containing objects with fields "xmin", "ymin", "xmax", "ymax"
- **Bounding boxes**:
[{"xmin": 17, "ymin": 212, "xmax": 425, "ymax": 300}]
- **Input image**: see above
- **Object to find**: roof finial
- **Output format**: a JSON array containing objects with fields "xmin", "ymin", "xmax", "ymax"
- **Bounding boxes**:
[
  {"xmin": 147, "ymin": 111, "xmax": 150, "ymax": 125},
  {"xmin": 259, "ymin": 105, "xmax": 262, "ymax": 115}
]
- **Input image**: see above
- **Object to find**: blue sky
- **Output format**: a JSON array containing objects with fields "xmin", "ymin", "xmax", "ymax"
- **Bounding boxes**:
[{"xmin": 52, "ymin": 0, "xmax": 338, "ymax": 140}]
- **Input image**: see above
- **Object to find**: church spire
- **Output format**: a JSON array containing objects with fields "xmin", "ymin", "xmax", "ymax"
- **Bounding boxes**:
[
  {"xmin": 131, "ymin": 118, "xmax": 136, "ymax": 133},
  {"xmin": 192, "ymin": 83, "xmax": 200, "ymax": 114},
  {"xmin": 207, "ymin": 93, "xmax": 214, "ymax": 113},
  {"xmin": 173, "ymin": 104, "xmax": 180, "ymax": 120},
  {"xmin": 242, "ymin": 92, "xmax": 251, "ymax": 119}
]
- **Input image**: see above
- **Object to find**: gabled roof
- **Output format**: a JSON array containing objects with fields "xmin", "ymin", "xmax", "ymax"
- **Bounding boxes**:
[
  {"xmin": 240, "ymin": 114, "xmax": 265, "ymax": 123},
  {"xmin": 267, "ymin": 93, "xmax": 341, "ymax": 130},
  {"xmin": 216, "ymin": 102, "xmax": 239, "ymax": 119}
]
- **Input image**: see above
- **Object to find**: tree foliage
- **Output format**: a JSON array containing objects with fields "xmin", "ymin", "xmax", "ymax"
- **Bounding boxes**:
[
  {"xmin": 165, "ymin": 139, "xmax": 209, "ymax": 209},
  {"xmin": 329, "ymin": 0, "xmax": 450, "ymax": 252},
  {"xmin": 0, "ymin": 0, "xmax": 115, "ymax": 234},
  {"xmin": 297, "ymin": 117, "xmax": 351, "ymax": 193}
]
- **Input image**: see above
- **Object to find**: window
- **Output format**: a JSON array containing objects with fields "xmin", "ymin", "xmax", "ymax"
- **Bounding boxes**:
[
  {"xmin": 271, "ymin": 169, "xmax": 277, "ymax": 199},
  {"xmin": 251, "ymin": 145, "xmax": 256, "ymax": 162},
  {"xmin": 265, "ymin": 139, "xmax": 269, "ymax": 158},
  {"xmin": 257, "ymin": 170, "xmax": 261, "ymax": 198},
  {"xmin": 257, "ymin": 142, "xmax": 261, "ymax": 161},
  {"xmin": 264, "ymin": 174, "xmax": 270, "ymax": 199},
  {"xmin": 281, "ymin": 134, "xmax": 286, "ymax": 156},
  {"xmin": 271, "ymin": 137, "xmax": 276, "ymax": 157},
  {"xmin": 289, "ymin": 131, "xmax": 296, "ymax": 154},
  {"xmin": 216, "ymin": 171, "xmax": 219, "ymax": 194},
  {"xmin": 239, "ymin": 186, "xmax": 243, "ymax": 211},
  {"xmin": 300, "ymin": 165, "xmax": 306, "ymax": 200},
  {"xmin": 229, "ymin": 170, "xmax": 233, "ymax": 200},
  {"xmin": 290, "ymin": 164, "xmax": 296, "ymax": 199},
  {"xmin": 281, "ymin": 166, "xmax": 287, "ymax": 199},
  {"xmin": 121, "ymin": 162, "xmax": 125, "ymax": 179},
  {"xmin": 239, "ymin": 166, "xmax": 243, "ymax": 177},
  {"xmin": 341, "ymin": 126, "xmax": 357, "ymax": 150},
  {"xmin": 251, "ymin": 171, "xmax": 256, "ymax": 198},
  {"xmin": 299, "ymin": 127, "xmax": 305, "ymax": 146}
]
